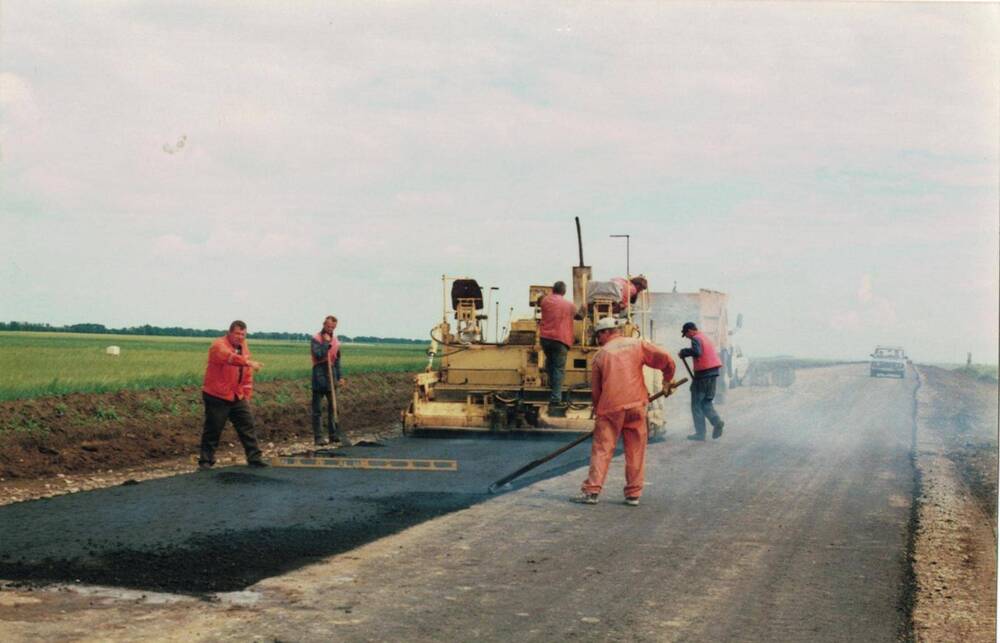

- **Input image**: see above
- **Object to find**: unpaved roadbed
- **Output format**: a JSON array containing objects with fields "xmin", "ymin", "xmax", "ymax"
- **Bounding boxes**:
[
  {"xmin": 0, "ymin": 364, "xmax": 995, "ymax": 641},
  {"xmin": 911, "ymin": 366, "xmax": 997, "ymax": 642}
]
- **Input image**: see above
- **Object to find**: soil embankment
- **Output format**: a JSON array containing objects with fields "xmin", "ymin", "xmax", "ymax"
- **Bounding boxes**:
[
  {"xmin": 0, "ymin": 372, "xmax": 414, "ymax": 481},
  {"xmin": 911, "ymin": 365, "xmax": 998, "ymax": 642}
]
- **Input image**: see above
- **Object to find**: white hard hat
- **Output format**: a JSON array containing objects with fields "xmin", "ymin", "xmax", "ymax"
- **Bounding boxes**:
[{"xmin": 594, "ymin": 317, "xmax": 619, "ymax": 333}]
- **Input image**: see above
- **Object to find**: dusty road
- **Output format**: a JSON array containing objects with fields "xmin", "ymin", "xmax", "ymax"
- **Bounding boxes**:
[{"xmin": 0, "ymin": 364, "xmax": 991, "ymax": 641}]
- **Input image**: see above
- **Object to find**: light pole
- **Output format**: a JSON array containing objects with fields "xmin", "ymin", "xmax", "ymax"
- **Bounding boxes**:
[{"xmin": 610, "ymin": 234, "xmax": 630, "ymax": 277}]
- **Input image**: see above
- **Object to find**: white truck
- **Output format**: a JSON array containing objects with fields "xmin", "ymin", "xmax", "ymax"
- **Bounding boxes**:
[
  {"xmin": 643, "ymin": 289, "xmax": 747, "ymax": 400},
  {"xmin": 869, "ymin": 345, "xmax": 907, "ymax": 378}
]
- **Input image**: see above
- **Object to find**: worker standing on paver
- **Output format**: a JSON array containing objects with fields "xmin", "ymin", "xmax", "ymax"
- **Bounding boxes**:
[
  {"xmin": 539, "ymin": 281, "xmax": 577, "ymax": 417},
  {"xmin": 679, "ymin": 321, "xmax": 725, "ymax": 441},
  {"xmin": 198, "ymin": 320, "xmax": 268, "ymax": 469},
  {"xmin": 610, "ymin": 275, "xmax": 648, "ymax": 312},
  {"xmin": 311, "ymin": 315, "xmax": 346, "ymax": 446},
  {"xmin": 577, "ymin": 317, "xmax": 676, "ymax": 507}
]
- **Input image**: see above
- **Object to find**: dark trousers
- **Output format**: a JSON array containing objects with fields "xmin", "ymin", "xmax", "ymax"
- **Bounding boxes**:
[
  {"xmin": 200, "ymin": 393, "xmax": 263, "ymax": 464},
  {"xmin": 541, "ymin": 338, "xmax": 569, "ymax": 404},
  {"xmin": 311, "ymin": 389, "xmax": 341, "ymax": 440},
  {"xmin": 690, "ymin": 376, "xmax": 723, "ymax": 437}
]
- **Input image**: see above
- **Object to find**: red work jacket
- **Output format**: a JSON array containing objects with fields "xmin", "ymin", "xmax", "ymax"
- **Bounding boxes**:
[
  {"xmin": 691, "ymin": 331, "xmax": 723, "ymax": 372},
  {"xmin": 539, "ymin": 293, "xmax": 577, "ymax": 348},
  {"xmin": 311, "ymin": 332, "xmax": 340, "ymax": 366},
  {"xmin": 202, "ymin": 336, "xmax": 254, "ymax": 401},
  {"xmin": 591, "ymin": 336, "xmax": 676, "ymax": 417}
]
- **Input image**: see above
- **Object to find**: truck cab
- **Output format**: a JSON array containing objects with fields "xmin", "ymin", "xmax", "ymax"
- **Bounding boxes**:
[
  {"xmin": 728, "ymin": 344, "xmax": 750, "ymax": 387},
  {"xmin": 870, "ymin": 346, "xmax": 907, "ymax": 379}
]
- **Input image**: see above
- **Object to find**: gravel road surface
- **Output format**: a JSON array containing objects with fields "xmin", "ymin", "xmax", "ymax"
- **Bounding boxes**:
[{"xmin": 0, "ymin": 364, "xmax": 927, "ymax": 641}]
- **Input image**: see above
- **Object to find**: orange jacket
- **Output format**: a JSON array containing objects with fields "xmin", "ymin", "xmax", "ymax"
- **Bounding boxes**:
[
  {"xmin": 591, "ymin": 336, "xmax": 675, "ymax": 417},
  {"xmin": 202, "ymin": 336, "xmax": 254, "ymax": 401},
  {"xmin": 539, "ymin": 293, "xmax": 577, "ymax": 347}
]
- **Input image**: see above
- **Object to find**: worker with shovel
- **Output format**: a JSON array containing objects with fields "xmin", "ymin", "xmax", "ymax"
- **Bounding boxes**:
[
  {"xmin": 679, "ymin": 321, "xmax": 725, "ymax": 441},
  {"xmin": 311, "ymin": 315, "xmax": 347, "ymax": 446},
  {"xmin": 576, "ymin": 317, "xmax": 676, "ymax": 507}
]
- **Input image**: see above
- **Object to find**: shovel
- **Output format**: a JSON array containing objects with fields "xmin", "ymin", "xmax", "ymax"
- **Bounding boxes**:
[
  {"xmin": 487, "ymin": 377, "xmax": 688, "ymax": 493},
  {"xmin": 325, "ymin": 339, "xmax": 343, "ymax": 443}
]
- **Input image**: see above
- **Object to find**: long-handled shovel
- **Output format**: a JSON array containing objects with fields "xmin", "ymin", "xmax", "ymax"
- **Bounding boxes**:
[
  {"xmin": 326, "ymin": 342, "xmax": 341, "ymax": 441},
  {"xmin": 680, "ymin": 356, "xmax": 695, "ymax": 380},
  {"xmin": 487, "ymin": 377, "xmax": 688, "ymax": 493}
]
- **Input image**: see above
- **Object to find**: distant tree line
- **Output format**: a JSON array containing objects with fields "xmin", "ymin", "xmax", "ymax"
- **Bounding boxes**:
[{"xmin": 0, "ymin": 321, "xmax": 425, "ymax": 344}]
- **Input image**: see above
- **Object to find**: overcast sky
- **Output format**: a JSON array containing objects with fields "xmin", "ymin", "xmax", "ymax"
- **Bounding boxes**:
[{"xmin": 2, "ymin": 1, "xmax": 997, "ymax": 362}]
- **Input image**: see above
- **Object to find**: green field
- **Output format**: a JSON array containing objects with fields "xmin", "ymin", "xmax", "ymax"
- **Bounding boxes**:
[{"xmin": 0, "ymin": 331, "xmax": 430, "ymax": 401}]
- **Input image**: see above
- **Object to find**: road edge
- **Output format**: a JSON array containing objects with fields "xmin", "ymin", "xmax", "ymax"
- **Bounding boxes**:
[
  {"xmin": 908, "ymin": 365, "xmax": 998, "ymax": 642},
  {"xmin": 898, "ymin": 364, "xmax": 922, "ymax": 642}
]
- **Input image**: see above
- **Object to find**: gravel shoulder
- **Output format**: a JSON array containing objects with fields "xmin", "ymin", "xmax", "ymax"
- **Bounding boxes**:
[{"xmin": 911, "ymin": 365, "xmax": 998, "ymax": 642}]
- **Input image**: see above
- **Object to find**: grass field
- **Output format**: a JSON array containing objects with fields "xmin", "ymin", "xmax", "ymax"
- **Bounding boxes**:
[
  {"xmin": 936, "ymin": 363, "xmax": 999, "ymax": 383},
  {"xmin": 0, "ymin": 331, "xmax": 429, "ymax": 401}
]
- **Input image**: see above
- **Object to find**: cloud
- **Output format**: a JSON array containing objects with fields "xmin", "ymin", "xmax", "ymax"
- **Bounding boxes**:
[
  {"xmin": 0, "ymin": 72, "xmax": 34, "ymax": 107},
  {"xmin": 858, "ymin": 275, "xmax": 874, "ymax": 303},
  {"xmin": 153, "ymin": 233, "xmax": 197, "ymax": 259},
  {"xmin": 830, "ymin": 274, "xmax": 898, "ymax": 332},
  {"xmin": 1, "ymin": 3, "xmax": 996, "ymax": 358}
]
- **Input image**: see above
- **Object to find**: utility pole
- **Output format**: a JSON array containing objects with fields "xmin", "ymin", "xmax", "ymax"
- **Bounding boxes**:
[{"xmin": 610, "ymin": 234, "xmax": 630, "ymax": 276}]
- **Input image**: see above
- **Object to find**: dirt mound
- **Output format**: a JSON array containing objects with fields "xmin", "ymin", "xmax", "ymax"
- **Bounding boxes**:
[{"xmin": 0, "ymin": 372, "xmax": 415, "ymax": 480}]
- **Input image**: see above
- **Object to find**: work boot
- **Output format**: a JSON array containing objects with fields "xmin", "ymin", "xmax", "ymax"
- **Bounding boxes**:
[
  {"xmin": 314, "ymin": 437, "xmax": 330, "ymax": 446},
  {"xmin": 624, "ymin": 497, "xmax": 640, "ymax": 507},
  {"xmin": 247, "ymin": 459, "xmax": 270, "ymax": 468},
  {"xmin": 686, "ymin": 434, "xmax": 706, "ymax": 441},
  {"xmin": 573, "ymin": 492, "xmax": 599, "ymax": 505},
  {"xmin": 712, "ymin": 421, "xmax": 725, "ymax": 440},
  {"xmin": 197, "ymin": 461, "xmax": 214, "ymax": 471},
  {"xmin": 547, "ymin": 403, "xmax": 567, "ymax": 418}
]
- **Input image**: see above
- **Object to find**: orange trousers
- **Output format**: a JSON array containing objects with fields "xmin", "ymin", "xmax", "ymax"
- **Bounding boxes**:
[{"xmin": 581, "ymin": 407, "xmax": 648, "ymax": 498}]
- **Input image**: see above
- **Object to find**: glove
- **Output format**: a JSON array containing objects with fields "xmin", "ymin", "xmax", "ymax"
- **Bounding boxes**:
[{"xmin": 678, "ymin": 348, "xmax": 692, "ymax": 358}]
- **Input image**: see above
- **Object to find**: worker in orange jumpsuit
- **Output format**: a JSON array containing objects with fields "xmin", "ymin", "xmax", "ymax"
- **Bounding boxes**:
[
  {"xmin": 198, "ymin": 320, "xmax": 268, "ymax": 469},
  {"xmin": 577, "ymin": 316, "xmax": 676, "ymax": 506}
]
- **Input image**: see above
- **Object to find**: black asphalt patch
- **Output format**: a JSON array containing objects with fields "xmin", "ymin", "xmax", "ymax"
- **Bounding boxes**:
[{"xmin": 0, "ymin": 435, "xmax": 586, "ymax": 594}]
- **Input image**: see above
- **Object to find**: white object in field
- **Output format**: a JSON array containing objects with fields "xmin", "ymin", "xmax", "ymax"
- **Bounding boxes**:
[{"xmin": 106, "ymin": 345, "xmax": 121, "ymax": 356}]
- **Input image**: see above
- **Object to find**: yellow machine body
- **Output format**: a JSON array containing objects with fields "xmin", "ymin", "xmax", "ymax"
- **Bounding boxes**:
[{"xmin": 402, "ymin": 264, "xmax": 669, "ymax": 435}]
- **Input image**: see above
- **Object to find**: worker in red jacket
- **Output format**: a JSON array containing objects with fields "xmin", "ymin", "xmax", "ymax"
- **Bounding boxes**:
[
  {"xmin": 539, "ymin": 281, "xmax": 578, "ymax": 417},
  {"xmin": 198, "ymin": 320, "xmax": 268, "ymax": 469},
  {"xmin": 577, "ymin": 316, "xmax": 676, "ymax": 507},
  {"xmin": 610, "ymin": 275, "xmax": 648, "ymax": 312},
  {"xmin": 679, "ymin": 321, "xmax": 725, "ymax": 441}
]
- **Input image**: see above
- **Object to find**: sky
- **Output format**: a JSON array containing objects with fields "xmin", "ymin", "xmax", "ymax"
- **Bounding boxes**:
[{"xmin": 1, "ymin": 1, "xmax": 997, "ymax": 363}]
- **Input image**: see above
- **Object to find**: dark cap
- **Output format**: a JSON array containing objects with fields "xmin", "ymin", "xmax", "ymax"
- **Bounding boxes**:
[{"xmin": 681, "ymin": 321, "xmax": 697, "ymax": 336}]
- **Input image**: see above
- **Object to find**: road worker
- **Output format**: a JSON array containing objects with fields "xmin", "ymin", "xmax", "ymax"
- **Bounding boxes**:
[
  {"xmin": 539, "ymin": 281, "xmax": 577, "ymax": 417},
  {"xmin": 679, "ymin": 321, "xmax": 725, "ymax": 440},
  {"xmin": 610, "ymin": 275, "xmax": 648, "ymax": 312},
  {"xmin": 198, "ymin": 320, "xmax": 268, "ymax": 469},
  {"xmin": 577, "ymin": 316, "xmax": 676, "ymax": 507},
  {"xmin": 311, "ymin": 315, "xmax": 347, "ymax": 446}
]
